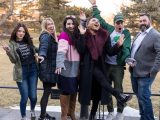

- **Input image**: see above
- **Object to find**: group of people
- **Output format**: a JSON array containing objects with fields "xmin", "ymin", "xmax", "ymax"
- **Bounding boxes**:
[{"xmin": 2, "ymin": 0, "xmax": 160, "ymax": 120}]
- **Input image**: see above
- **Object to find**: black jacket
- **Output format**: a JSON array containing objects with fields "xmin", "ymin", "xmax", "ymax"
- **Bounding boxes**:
[
  {"xmin": 38, "ymin": 32, "xmax": 58, "ymax": 83},
  {"xmin": 76, "ymin": 33, "xmax": 121, "ymax": 105}
]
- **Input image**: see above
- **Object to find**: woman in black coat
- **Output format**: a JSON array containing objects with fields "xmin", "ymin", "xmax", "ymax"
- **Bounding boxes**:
[
  {"xmin": 77, "ymin": 16, "xmax": 132, "ymax": 119},
  {"xmin": 38, "ymin": 18, "xmax": 57, "ymax": 120}
]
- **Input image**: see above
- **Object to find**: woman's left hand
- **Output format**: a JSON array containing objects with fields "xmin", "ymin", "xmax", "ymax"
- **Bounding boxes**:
[
  {"xmin": 37, "ymin": 56, "xmax": 45, "ymax": 63},
  {"xmin": 55, "ymin": 68, "xmax": 62, "ymax": 74}
]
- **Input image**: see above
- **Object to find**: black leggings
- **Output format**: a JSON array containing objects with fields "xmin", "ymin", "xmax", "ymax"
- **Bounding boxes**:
[
  {"xmin": 93, "ymin": 66, "xmax": 119, "ymax": 97},
  {"xmin": 40, "ymin": 82, "xmax": 55, "ymax": 117},
  {"xmin": 90, "ymin": 66, "xmax": 120, "ymax": 116}
]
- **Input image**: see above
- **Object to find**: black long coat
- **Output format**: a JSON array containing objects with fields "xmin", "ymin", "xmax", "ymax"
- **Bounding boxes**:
[
  {"xmin": 76, "ymin": 32, "xmax": 121, "ymax": 105},
  {"xmin": 38, "ymin": 32, "xmax": 58, "ymax": 84}
]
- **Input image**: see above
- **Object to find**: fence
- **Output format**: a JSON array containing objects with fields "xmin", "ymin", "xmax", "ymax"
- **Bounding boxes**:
[{"xmin": 0, "ymin": 86, "xmax": 160, "ymax": 120}]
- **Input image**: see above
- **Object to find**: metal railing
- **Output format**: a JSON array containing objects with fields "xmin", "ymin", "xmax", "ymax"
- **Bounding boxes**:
[{"xmin": 0, "ymin": 86, "xmax": 160, "ymax": 120}]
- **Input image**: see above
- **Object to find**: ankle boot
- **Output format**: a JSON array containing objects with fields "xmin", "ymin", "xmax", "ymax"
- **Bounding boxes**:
[
  {"xmin": 67, "ymin": 93, "xmax": 77, "ymax": 120},
  {"xmin": 60, "ymin": 94, "xmax": 70, "ymax": 120},
  {"xmin": 80, "ymin": 105, "xmax": 89, "ymax": 119},
  {"xmin": 116, "ymin": 93, "xmax": 132, "ymax": 104},
  {"xmin": 89, "ymin": 114, "xmax": 96, "ymax": 120}
]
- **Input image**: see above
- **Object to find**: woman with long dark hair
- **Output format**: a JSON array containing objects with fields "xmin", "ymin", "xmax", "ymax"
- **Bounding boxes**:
[
  {"xmin": 55, "ymin": 16, "xmax": 80, "ymax": 120},
  {"xmin": 3, "ymin": 23, "xmax": 38, "ymax": 120}
]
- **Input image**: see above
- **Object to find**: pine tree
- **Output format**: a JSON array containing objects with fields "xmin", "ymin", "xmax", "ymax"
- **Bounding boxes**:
[
  {"xmin": 121, "ymin": 0, "xmax": 160, "ymax": 35},
  {"xmin": 39, "ymin": 0, "xmax": 91, "ymax": 32}
]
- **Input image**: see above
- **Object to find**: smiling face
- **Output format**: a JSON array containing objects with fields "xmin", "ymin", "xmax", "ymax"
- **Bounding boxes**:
[
  {"xmin": 87, "ymin": 18, "xmax": 100, "ymax": 32},
  {"xmin": 65, "ymin": 19, "xmax": 75, "ymax": 32},
  {"xmin": 46, "ymin": 20, "xmax": 55, "ymax": 34},
  {"xmin": 16, "ymin": 27, "xmax": 25, "ymax": 41}
]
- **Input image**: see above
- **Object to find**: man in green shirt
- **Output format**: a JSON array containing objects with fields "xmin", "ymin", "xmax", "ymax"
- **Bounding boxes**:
[{"xmin": 88, "ymin": 0, "xmax": 131, "ymax": 120}]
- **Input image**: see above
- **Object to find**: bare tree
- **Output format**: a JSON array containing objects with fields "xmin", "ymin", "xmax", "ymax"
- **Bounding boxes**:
[{"xmin": 0, "ymin": 0, "xmax": 14, "ymax": 26}]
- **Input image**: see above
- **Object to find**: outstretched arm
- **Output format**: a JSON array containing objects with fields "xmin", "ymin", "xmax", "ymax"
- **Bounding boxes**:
[{"xmin": 88, "ymin": 0, "xmax": 114, "ymax": 32}]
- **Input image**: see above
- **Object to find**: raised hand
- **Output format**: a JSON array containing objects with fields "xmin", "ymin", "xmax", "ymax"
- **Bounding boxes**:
[
  {"xmin": 78, "ymin": 25, "xmax": 86, "ymax": 35},
  {"xmin": 2, "ymin": 44, "xmax": 10, "ymax": 52},
  {"xmin": 79, "ymin": 11, "xmax": 87, "ymax": 21},
  {"xmin": 88, "ymin": 0, "xmax": 96, "ymax": 5}
]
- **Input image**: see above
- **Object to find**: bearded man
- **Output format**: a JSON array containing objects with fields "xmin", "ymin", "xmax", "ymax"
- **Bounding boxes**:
[{"xmin": 126, "ymin": 13, "xmax": 160, "ymax": 120}]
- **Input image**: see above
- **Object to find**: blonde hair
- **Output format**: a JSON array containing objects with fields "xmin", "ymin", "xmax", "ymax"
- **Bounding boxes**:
[
  {"xmin": 41, "ymin": 17, "xmax": 54, "ymax": 32},
  {"xmin": 41, "ymin": 17, "xmax": 57, "ymax": 41}
]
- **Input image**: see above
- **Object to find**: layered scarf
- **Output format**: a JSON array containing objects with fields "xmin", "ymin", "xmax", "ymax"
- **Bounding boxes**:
[{"xmin": 86, "ymin": 27, "xmax": 109, "ymax": 60}]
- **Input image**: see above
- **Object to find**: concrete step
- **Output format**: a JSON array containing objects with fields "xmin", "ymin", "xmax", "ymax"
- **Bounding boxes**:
[{"xmin": 0, "ymin": 107, "xmax": 158, "ymax": 120}]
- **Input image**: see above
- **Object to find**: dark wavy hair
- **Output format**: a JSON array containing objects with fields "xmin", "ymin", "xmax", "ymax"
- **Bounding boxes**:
[
  {"xmin": 62, "ymin": 16, "xmax": 79, "ymax": 45},
  {"xmin": 10, "ymin": 23, "xmax": 33, "ymax": 45}
]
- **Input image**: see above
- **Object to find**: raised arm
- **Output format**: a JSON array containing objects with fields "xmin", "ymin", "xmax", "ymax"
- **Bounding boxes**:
[
  {"xmin": 88, "ymin": 0, "xmax": 114, "ymax": 32},
  {"xmin": 76, "ymin": 24, "xmax": 87, "ymax": 54}
]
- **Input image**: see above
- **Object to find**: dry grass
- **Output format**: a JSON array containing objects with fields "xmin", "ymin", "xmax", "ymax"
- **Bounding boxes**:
[{"xmin": 0, "ymin": 32, "xmax": 160, "ymax": 116}]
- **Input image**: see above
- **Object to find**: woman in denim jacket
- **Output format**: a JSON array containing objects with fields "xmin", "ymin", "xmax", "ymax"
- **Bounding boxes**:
[{"xmin": 38, "ymin": 18, "xmax": 58, "ymax": 120}]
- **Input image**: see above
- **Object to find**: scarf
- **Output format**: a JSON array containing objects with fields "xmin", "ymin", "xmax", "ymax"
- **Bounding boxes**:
[{"xmin": 86, "ymin": 27, "xmax": 109, "ymax": 60}]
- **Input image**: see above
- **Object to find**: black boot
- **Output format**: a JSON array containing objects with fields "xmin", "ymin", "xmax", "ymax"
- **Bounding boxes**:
[
  {"xmin": 89, "ymin": 114, "xmax": 96, "ymax": 120},
  {"xmin": 80, "ymin": 105, "xmax": 89, "ymax": 119},
  {"xmin": 117, "ymin": 93, "xmax": 132, "ymax": 104},
  {"xmin": 39, "ymin": 113, "xmax": 56, "ymax": 120}
]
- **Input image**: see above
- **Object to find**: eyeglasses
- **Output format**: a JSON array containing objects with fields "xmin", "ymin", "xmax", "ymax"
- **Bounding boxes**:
[
  {"xmin": 116, "ymin": 21, "xmax": 123, "ymax": 25},
  {"xmin": 65, "ymin": 15, "xmax": 76, "ymax": 19}
]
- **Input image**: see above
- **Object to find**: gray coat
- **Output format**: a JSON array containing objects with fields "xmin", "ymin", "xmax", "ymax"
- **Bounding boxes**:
[{"xmin": 131, "ymin": 28, "xmax": 160, "ymax": 78}]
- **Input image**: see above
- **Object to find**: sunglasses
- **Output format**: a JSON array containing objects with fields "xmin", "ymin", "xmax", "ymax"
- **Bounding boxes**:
[
  {"xmin": 116, "ymin": 21, "xmax": 123, "ymax": 25},
  {"xmin": 65, "ymin": 15, "xmax": 76, "ymax": 19}
]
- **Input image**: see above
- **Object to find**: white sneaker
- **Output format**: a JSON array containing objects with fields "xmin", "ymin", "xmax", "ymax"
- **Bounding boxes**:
[
  {"xmin": 113, "ymin": 112, "xmax": 124, "ymax": 120},
  {"xmin": 30, "ymin": 111, "xmax": 36, "ymax": 120},
  {"xmin": 106, "ymin": 112, "xmax": 114, "ymax": 120},
  {"xmin": 21, "ymin": 116, "xmax": 30, "ymax": 120}
]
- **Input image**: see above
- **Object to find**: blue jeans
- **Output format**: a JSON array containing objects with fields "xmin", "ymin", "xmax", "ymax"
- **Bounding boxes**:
[
  {"xmin": 17, "ymin": 63, "xmax": 38, "ymax": 117},
  {"xmin": 131, "ymin": 75, "xmax": 155, "ymax": 120}
]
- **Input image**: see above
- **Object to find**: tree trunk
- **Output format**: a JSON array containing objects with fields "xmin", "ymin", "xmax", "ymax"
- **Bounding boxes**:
[{"xmin": 0, "ymin": 0, "xmax": 14, "ymax": 26}]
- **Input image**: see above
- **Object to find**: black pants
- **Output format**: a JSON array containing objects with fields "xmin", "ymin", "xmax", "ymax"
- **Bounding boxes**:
[
  {"xmin": 93, "ymin": 66, "xmax": 120, "ymax": 97},
  {"xmin": 90, "ymin": 66, "xmax": 120, "ymax": 116},
  {"xmin": 40, "ymin": 82, "xmax": 55, "ymax": 117}
]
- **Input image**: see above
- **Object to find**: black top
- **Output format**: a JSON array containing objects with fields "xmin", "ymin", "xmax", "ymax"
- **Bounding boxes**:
[{"xmin": 16, "ymin": 41, "xmax": 35, "ymax": 65}]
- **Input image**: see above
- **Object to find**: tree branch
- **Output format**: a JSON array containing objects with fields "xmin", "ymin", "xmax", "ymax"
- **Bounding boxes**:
[{"xmin": 0, "ymin": 0, "xmax": 14, "ymax": 26}]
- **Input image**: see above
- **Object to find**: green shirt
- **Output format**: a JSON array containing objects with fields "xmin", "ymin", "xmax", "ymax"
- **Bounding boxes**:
[{"xmin": 92, "ymin": 6, "xmax": 131, "ymax": 66}]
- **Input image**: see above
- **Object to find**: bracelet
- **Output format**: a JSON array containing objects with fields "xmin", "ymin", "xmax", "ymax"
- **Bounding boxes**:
[{"xmin": 80, "ymin": 19, "xmax": 87, "ymax": 22}]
